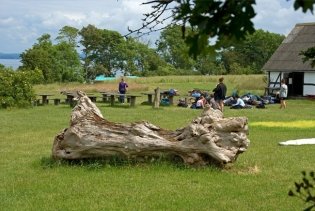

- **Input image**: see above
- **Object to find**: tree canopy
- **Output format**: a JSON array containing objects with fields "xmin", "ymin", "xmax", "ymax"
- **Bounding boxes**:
[
  {"xmin": 127, "ymin": 0, "xmax": 314, "ymax": 58},
  {"xmin": 20, "ymin": 33, "xmax": 83, "ymax": 83},
  {"xmin": 18, "ymin": 23, "xmax": 287, "ymax": 83}
]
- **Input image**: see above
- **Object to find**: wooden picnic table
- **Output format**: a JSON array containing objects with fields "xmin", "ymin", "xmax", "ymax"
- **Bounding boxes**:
[
  {"xmin": 86, "ymin": 94, "xmax": 97, "ymax": 102},
  {"xmin": 99, "ymin": 91, "xmax": 111, "ymax": 103},
  {"xmin": 100, "ymin": 92, "xmax": 142, "ymax": 107},
  {"xmin": 141, "ymin": 92, "xmax": 155, "ymax": 104},
  {"xmin": 63, "ymin": 92, "xmax": 75, "ymax": 104},
  {"xmin": 37, "ymin": 94, "xmax": 54, "ymax": 105},
  {"xmin": 142, "ymin": 90, "xmax": 178, "ymax": 105},
  {"xmin": 60, "ymin": 91, "xmax": 78, "ymax": 107}
]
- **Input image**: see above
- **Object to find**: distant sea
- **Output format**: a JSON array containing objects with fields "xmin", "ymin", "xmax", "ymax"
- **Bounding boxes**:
[{"xmin": 0, "ymin": 59, "xmax": 21, "ymax": 69}]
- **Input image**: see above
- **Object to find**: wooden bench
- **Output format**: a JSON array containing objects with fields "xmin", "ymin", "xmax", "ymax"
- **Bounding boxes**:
[
  {"xmin": 141, "ymin": 92, "xmax": 154, "ymax": 104},
  {"xmin": 102, "ymin": 92, "xmax": 141, "ymax": 107},
  {"xmin": 47, "ymin": 98, "xmax": 61, "ymax": 105},
  {"xmin": 53, "ymin": 98, "xmax": 61, "ymax": 105},
  {"xmin": 37, "ymin": 94, "xmax": 54, "ymax": 105},
  {"xmin": 88, "ymin": 95, "xmax": 97, "ymax": 103},
  {"xmin": 61, "ymin": 92, "xmax": 77, "ymax": 107}
]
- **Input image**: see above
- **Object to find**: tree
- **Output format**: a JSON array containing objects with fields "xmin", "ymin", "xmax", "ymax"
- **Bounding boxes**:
[
  {"xmin": 194, "ymin": 52, "xmax": 226, "ymax": 75},
  {"xmin": 53, "ymin": 41, "xmax": 83, "ymax": 82},
  {"xmin": 120, "ymin": 37, "xmax": 169, "ymax": 76},
  {"xmin": 20, "ymin": 32, "xmax": 82, "ymax": 83},
  {"xmin": 300, "ymin": 47, "xmax": 315, "ymax": 67},
  {"xmin": 128, "ymin": 0, "xmax": 315, "ymax": 58},
  {"xmin": 156, "ymin": 25, "xmax": 195, "ymax": 70},
  {"xmin": 236, "ymin": 30, "xmax": 285, "ymax": 72},
  {"xmin": 56, "ymin": 26, "xmax": 80, "ymax": 48},
  {"xmin": 79, "ymin": 25, "xmax": 171, "ymax": 78},
  {"xmin": 79, "ymin": 25, "xmax": 125, "ymax": 80},
  {"xmin": 20, "ymin": 34, "xmax": 55, "ymax": 83},
  {"xmin": 219, "ymin": 30, "xmax": 285, "ymax": 74}
]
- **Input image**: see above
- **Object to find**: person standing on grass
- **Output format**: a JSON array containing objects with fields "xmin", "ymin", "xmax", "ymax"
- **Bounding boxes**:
[
  {"xmin": 208, "ymin": 93, "xmax": 220, "ymax": 110},
  {"xmin": 118, "ymin": 77, "xmax": 128, "ymax": 103},
  {"xmin": 279, "ymin": 78, "xmax": 288, "ymax": 109},
  {"xmin": 213, "ymin": 77, "xmax": 227, "ymax": 112}
]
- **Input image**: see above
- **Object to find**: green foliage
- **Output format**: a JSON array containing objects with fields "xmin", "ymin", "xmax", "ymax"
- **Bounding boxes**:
[
  {"xmin": 20, "ymin": 33, "xmax": 83, "ymax": 83},
  {"xmin": 0, "ymin": 66, "xmax": 35, "ymax": 108},
  {"xmin": 229, "ymin": 63, "xmax": 254, "ymax": 75},
  {"xmin": 300, "ymin": 47, "xmax": 315, "ymax": 68},
  {"xmin": 19, "ymin": 23, "xmax": 287, "ymax": 80},
  {"xmin": 156, "ymin": 25, "xmax": 195, "ymax": 70},
  {"xmin": 219, "ymin": 30, "xmax": 284, "ymax": 74},
  {"xmin": 294, "ymin": 0, "xmax": 315, "ymax": 13},
  {"xmin": 121, "ymin": 38, "xmax": 169, "ymax": 76},
  {"xmin": 79, "ymin": 25, "xmax": 174, "ymax": 78},
  {"xmin": 137, "ymin": 0, "xmax": 314, "ymax": 59},
  {"xmin": 79, "ymin": 25, "xmax": 125, "ymax": 80},
  {"xmin": 56, "ymin": 25, "xmax": 79, "ymax": 48},
  {"xmin": 289, "ymin": 171, "xmax": 315, "ymax": 211},
  {"xmin": 185, "ymin": 0, "xmax": 256, "ymax": 57},
  {"xmin": 19, "ymin": 67, "xmax": 45, "ymax": 84},
  {"xmin": 156, "ymin": 24, "xmax": 234, "ymax": 75}
]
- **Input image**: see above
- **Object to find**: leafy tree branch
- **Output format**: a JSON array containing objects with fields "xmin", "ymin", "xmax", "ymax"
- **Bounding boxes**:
[
  {"xmin": 289, "ymin": 171, "xmax": 315, "ymax": 211},
  {"xmin": 126, "ymin": 0, "xmax": 315, "ymax": 58}
]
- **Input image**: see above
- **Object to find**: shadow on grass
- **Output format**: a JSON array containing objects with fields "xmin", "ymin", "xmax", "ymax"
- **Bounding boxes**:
[{"xmin": 39, "ymin": 155, "xmax": 223, "ymax": 171}]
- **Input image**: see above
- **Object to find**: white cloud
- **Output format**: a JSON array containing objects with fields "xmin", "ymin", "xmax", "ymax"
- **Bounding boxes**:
[
  {"xmin": 254, "ymin": 0, "xmax": 315, "ymax": 35},
  {"xmin": 122, "ymin": 0, "xmax": 151, "ymax": 14},
  {"xmin": 0, "ymin": 17, "xmax": 17, "ymax": 26}
]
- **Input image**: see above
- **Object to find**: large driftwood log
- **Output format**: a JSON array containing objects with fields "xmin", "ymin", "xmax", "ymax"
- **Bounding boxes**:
[{"xmin": 52, "ymin": 91, "xmax": 250, "ymax": 166}]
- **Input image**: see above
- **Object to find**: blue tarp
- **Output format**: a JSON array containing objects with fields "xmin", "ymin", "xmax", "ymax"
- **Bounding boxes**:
[{"xmin": 94, "ymin": 75, "xmax": 139, "ymax": 81}]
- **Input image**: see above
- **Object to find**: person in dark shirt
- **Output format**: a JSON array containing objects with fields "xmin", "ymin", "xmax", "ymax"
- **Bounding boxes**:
[
  {"xmin": 213, "ymin": 77, "xmax": 227, "ymax": 112},
  {"xmin": 118, "ymin": 77, "xmax": 128, "ymax": 103}
]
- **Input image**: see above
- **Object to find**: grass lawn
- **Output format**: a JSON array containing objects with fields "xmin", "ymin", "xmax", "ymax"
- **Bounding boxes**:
[{"xmin": 0, "ymin": 75, "xmax": 314, "ymax": 210}]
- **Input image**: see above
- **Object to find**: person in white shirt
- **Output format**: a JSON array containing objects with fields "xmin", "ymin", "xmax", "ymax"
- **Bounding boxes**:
[
  {"xmin": 279, "ymin": 78, "xmax": 288, "ymax": 109},
  {"xmin": 196, "ymin": 96, "xmax": 207, "ymax": 109},
  {"xmin": 231, "ymin": 95, "xmax": 245, "ymax": 109}
]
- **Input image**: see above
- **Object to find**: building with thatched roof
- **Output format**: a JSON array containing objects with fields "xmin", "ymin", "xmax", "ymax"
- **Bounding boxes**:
[{"xmin": 263, "ymin": 22, "xmax": 315, "ymax": 97}]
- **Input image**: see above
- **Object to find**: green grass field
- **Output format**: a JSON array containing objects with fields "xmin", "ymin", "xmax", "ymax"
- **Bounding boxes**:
[{"xmin": 1, "ymin": 75, "xmax": 314, "ymax": 210}]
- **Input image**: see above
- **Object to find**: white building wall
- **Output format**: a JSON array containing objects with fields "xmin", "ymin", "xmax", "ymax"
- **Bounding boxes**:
[
  {"xmin": 303, "ymin": 72, "xmax": 315, "ymax": 96},
  {"xmin": 269, "ymin": 72, "xmax": 282, "ymax": 87}
]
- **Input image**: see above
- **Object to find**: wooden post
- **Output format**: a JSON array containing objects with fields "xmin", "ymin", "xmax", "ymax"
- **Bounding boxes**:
[
  {"xmin": 168, "ymin": 95, "xmax": 174, "ymax": 105},
  {"xmin": 153, "ymin": 87, "xmax": 160, "ymax": 108},
  {"xmin": 130, "ymin": 96, "xmax": 136, "ymax": 107},
  {"xmin": 110, "ymin": 95, "xmax": 115, "ymax": 106}
]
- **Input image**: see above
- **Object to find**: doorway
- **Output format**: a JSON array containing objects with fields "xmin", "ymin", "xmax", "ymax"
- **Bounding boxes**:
[{"xmin": 287, "ymin": 72, "xmax": 304, "ymax": 96}]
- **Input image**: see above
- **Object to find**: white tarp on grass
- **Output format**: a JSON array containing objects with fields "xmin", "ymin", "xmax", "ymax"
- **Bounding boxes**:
[{"xmin": 279, "ymin": 138, "xmax": 315, "ymax": 146}]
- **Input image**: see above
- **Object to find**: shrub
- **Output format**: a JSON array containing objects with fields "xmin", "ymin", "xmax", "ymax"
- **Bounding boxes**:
[{"xmin": 0, "ymin": 66, "xmax": 35, "ymax": 108}]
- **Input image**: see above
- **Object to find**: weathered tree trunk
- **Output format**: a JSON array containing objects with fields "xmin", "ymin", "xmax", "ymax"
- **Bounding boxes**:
[{"xmin": 52, "ymin": 91, "xmax": 250, "ymax": 166}]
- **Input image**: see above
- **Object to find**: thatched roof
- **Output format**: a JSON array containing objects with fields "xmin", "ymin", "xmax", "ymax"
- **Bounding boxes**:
[{"xmin": 263, "ymin": 22, "xmax": 315, "ymax": 72}]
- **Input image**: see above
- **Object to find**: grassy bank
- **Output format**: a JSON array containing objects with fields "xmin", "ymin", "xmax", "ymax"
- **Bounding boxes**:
[
  {"xmin": 1, "ymin": 75, "xmax": 314, "ymax": 210},
  {"xmin": 33, "ymin": 74, "xmax": 267, "ymax": 98}
]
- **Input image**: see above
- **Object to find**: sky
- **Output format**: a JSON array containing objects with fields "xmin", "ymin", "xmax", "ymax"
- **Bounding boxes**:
[{"xmin": 0, "ymin": 0, "xmax": 314, "ymax": 53}]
